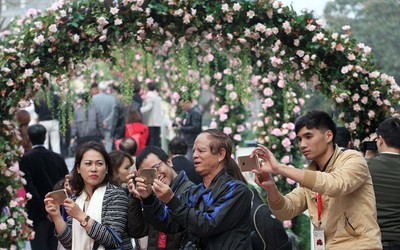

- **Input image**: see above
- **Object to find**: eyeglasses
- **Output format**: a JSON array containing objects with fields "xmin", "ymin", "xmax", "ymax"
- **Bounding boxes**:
[{"xmin": 151, "ymin": 161, "xmax": 163, "ymax": 170}]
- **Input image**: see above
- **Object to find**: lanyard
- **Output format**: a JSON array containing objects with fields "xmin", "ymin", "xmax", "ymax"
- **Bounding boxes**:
[{"xmin": 316, "ymin": 193, "xmax": 323, "ymax": 227}]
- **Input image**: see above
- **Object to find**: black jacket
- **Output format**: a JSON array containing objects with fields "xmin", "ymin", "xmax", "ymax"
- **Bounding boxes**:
[
  {"xmin": 179, "ymin": 105, "xmax": 202, "ymax": 147},
  {"xmin": 142, "ymin": 170, "xmax": 253, "ymax": 250},
  {"xmin": 111, "ymin": 101, "xmax": 127, "ymax": 140},
  {"xmin": 249, "ymin": 188, "xmax": 292, "ymax": 250},
  {"xmin": 19, "ymin": 146, "xmax": 69, "ymax": 221},
  {"xmin": 172, "ymin": 155, "xmax": 202, "ymax": 185},
  {"xmin": 34, "ymin": 93, "xmax": 60, "ymax": 121},
  {"xmin": 127, "ymin": 171, "xmax": 194, "ymax": 249}
]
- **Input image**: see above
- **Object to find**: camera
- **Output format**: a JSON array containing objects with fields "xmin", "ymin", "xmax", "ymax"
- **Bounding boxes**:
[{"xmin": 362, "ymin": 141, "xmax": 377, "ymax": 151}]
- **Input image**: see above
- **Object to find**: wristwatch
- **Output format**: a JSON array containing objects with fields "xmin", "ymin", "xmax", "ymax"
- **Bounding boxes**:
[{"xmin": 80, "ymin": 215, "xmax": 90, "ymax": 227}]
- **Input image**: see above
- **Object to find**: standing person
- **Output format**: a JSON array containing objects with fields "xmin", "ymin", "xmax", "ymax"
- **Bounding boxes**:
[
  {"xmin": 119, "ymin": 137, "xmax": 139, "ymax": 158},
  {"xmin": 19, "ymin": 124, "xmax": 69, "ymax": 250},
  {"xmin": 34, "ymin": 91, "xmax": 61, "ymax": 154},
  {"xmin": 225, "ymin": 158, "xmax": 292, "ymax": 250},
  {"xmin": 44, "ymin": 141, "xmax": 133, "ymax": 250},
  {"xmin": 16, "ymin": 110, "xmax": 32, "ymax": 153},
  {"xmin": 127, "ymin": 146, "xmax": 194, "ymax": 249},
  {"xmin": 132, "ymin": 80, "xmax": 143, "ymax": 111},
  {"xmin": 123, "ymin": 110, "xmax": 149, "ymax": 155},
  {"xmin": 70, "ymin": 93, "xmax": 104, "ymax": 147},
  {"xmin": 177, "ymin": 98, "xmax": 202, "ymax": 160},
  {"xmin": 134, "ymin": 129, "xmax": 253, "ymax": 249},
  {"xmin": 111, "ymin": 87, "xmax": 128, "ymax": 149},
  {"xmin": 140, "ymin": 82, "xmax": 163, "ymax": 147},
  {"xmin": 91, "ymin": 83, "xmax": 99, "ymax": 96},
  {"xmin": 368, "ymin": 117, "xmax": 400, "ymax": 250},
  {"xmin": 252, "ymin": 110, "xmax": 381, "ymax": 249},
  {"xmin": 92, "ymin": 81, "xmax": 117, "ymax": 152},
  {"xmin": 335, "ymin": 126, "xmax": 353, "ymax": 150},
  {"xmin": 109, "ymin": 150, "xmax": 135, "ymax": 187},
  {"xmin": 168, "ymin": 136, "xmax": 202, "ymax": 185}
]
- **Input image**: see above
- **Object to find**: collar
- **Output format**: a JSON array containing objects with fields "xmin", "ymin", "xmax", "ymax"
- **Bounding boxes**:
[
  {"xmin": 172, "ymin": 154, "xmax": 186, "ymax": 159},
  {"xmin": 380, "ymin": 152, "xmax": 400, "ymax": 155},
  {"xmin": 32, "ymin": 144, "xmax": 45, "ymax": 149},
  {"xmin": 170, "ymin": 170, "xmax": 187, "ymax": 193},
  {"xmin": 308, "ymin": 145, "xmax": 342, "ymax": 172},
  {"xmin": 321, "ymin": 147, "xmax": 335, "ymax": 172}
]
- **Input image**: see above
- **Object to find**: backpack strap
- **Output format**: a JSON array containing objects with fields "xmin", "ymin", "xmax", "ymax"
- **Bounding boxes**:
[{"xmin": 250, "ymin": 188, "xmax": 267, "ymax": 250}]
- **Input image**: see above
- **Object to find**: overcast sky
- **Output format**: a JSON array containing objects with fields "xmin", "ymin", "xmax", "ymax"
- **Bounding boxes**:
[{"xmin": 280, "ymin": 0, "xmax": 333, "ymax": 18}]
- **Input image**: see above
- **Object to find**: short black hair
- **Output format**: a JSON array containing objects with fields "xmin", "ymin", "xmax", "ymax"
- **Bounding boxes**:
[
  {"xmin": 335, "ymin": 126, "xmax": 351, "ymax": 148},
  {"xmin": 295, "ymin": 110, "xmax": 336, "ymax": 142},
  {"xmin": 119, "ymin": 137, "xmax": 138, "ymax": 156},
  {"xmin": 27, "ymin": 124, "xmax": 47, "ymax": 145},
  {"xmin": 377, "ymin": 117, "xmax": 400, "ymax": 148},
  {"xmin": 147, "ymin": 82, "xmax": 157, "ymax": 91},
  {"xmin": 135, "ymin": 146, "xmax": 169, "ymax": 169},
  {"xmin": 168, "ymin": 136, "xmax": 188, "ymax": 155}
]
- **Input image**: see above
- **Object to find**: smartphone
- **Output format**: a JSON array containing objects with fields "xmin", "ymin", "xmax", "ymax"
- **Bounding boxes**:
[
  {"xmin": 363, "ymin": 141, "xmax": 377, "ymax": 150},
  {"xmin": 237, "ymin": 155, "xmax": 260, "ymax": 172},
  {"xmin": 138, "ymin": 168, "xmax": 157, "ymax": 185},
  {"xmin": 46, "ymin": 189, "xmax": 68, "ymax": 206}
]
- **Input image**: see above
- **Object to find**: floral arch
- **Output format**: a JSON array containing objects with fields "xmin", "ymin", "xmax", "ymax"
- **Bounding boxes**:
[{"xmin": 1, "ymin": 0, "xmax": 399, "ymax": 247}]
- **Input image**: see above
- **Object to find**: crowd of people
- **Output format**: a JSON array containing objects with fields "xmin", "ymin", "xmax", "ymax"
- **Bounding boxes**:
[{"xmin": 16, "ymin": 86, "xmax": 400, "ymax": 250}]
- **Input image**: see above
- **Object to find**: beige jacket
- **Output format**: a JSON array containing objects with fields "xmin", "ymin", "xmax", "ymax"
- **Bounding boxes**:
[{"xmin": 270, "ymin": 146, "xmax": 382, "ymax": 250}]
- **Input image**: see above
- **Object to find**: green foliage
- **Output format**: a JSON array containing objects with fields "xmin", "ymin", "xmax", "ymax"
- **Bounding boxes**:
[
  {"xmin": 292, "ymin": 214, "xmax": 311, "ymax": 250},
  {"xmin": 0, "ymin": 0, "xmax": 399, "ymax": 247},
  {"xmin": 324, "ymin": 0, "xmax": 400, "ymax": 83}
]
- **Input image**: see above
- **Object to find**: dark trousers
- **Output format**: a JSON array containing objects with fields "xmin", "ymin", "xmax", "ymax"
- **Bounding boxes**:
[
  {"xmin": 147, "ymin": 126, "xmax": 161, "ymax": 147},
  {"xmin": 383, "ymin": 241, "xmax": 400, "ymax": 250},
  {"xmin": 30, "ymin": 219, "xmax": 58, "ymax": 250}
]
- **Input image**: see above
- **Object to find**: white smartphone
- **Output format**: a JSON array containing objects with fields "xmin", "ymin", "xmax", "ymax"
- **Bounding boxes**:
[
  {"xmin": 237, "ymin": 155, "xmax": 260, "ymax": 172},
  {"xmin": 46, "ymin": 189, "xmax": 68, "ymax": 206}
]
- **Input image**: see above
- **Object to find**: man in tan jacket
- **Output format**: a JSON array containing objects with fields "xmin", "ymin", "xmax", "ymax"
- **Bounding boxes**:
[{"xmin": 252, "ymin": 110, "xmax": 382, "ymax": 250}]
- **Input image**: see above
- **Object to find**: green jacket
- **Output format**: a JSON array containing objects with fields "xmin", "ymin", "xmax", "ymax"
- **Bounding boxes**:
[{"xmin": 368, "ymin": 153, "xmax": 400, "ymax": 245}]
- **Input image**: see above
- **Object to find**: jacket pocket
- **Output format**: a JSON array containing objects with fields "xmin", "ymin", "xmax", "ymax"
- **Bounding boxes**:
[{"xmin": 343, "ymin": 212, "xmax": 361, "ymax": 238}]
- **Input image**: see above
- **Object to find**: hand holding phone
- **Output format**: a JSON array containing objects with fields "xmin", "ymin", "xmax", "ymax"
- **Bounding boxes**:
[
  {"xmin": 46, "ymin": 189, "xmax": 68, "ymax": 206},
  {"xmin": 237, "ymin": 155, "xmax": 260, "ymax": 172},
  {"xmin": 138, "ymin": 168, "xmax": 157, "ymax": 185}
]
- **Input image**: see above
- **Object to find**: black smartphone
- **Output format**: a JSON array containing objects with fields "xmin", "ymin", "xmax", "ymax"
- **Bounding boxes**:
[{"xmin": 363, "ymin": 141, "xmax": 377, "ymax": 150}]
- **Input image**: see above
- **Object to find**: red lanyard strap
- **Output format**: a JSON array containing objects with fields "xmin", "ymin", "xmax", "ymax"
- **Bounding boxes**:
[{"xmin": 316, "ymin": 193, "xmax": 323, "ymax": 223}]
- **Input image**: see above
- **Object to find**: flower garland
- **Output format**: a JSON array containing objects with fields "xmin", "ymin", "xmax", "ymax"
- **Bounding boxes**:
[{"xmin": 0, "ymin": 0, "xmax": 399, "ymax": 247}]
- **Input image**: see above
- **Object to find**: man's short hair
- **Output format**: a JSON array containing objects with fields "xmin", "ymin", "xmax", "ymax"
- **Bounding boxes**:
[
  {"xmin": 377, "ymin": 117, "xmax": 400, "ymax": 148},
  {"xmin": 147, "ymin": 82, "xmax": 157, "ymax": 91},
  {"xmin": 27, "ymin": 124, "xmax": 47, "ymax": 145},
  {"xmin": 135, "ymin": 146, "xmax": 169, "ymax": 169},
  {"xmin": 295, "ymin": 110, "xmax": 336, "ymax": 142},
  {"xmin": 168, "ymin": 136, "xmax": 188, "ymax": 155},
  {"xmin": 119, "ymin": 137, "xmax": 138, "ymax": 156},
  {"xmin": 335, "ymin": 126, "xmax": 352, "ymax": 148}
]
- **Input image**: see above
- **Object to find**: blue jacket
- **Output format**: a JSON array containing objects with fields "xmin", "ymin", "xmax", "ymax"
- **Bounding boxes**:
[{"xmin": 142, "ymin": 170, "xmax": 253, "ymax": 249}]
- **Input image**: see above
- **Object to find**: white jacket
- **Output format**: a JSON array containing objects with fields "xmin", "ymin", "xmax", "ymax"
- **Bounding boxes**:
[{"xmin": 140, "ymin": 91, "xmax": 163, "ymax": 127}]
